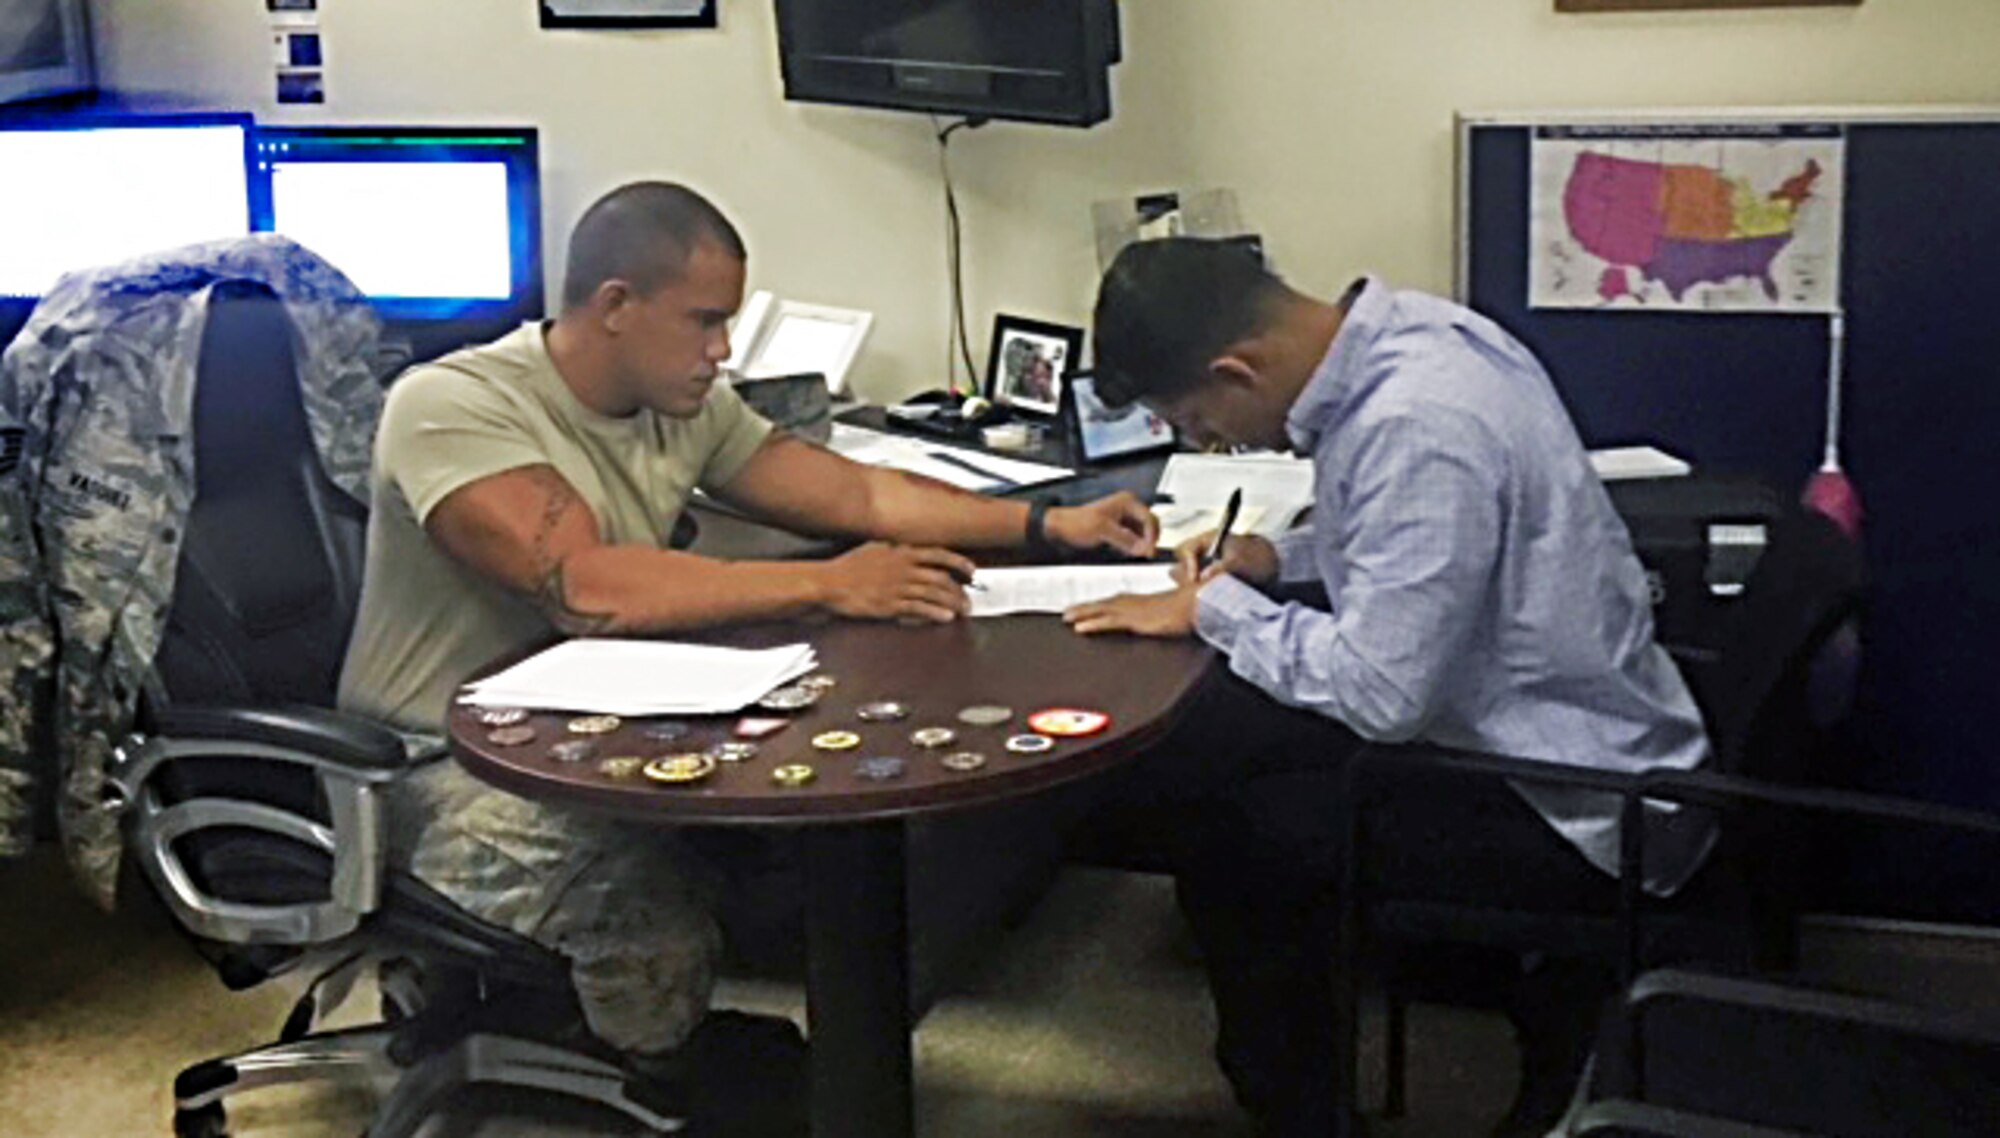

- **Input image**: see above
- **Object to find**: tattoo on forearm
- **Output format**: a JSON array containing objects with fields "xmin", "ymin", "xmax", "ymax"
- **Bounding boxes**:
[
  {"xmin": 523, "ymin": 468, "xmax": 617, "ymax": 635},
  {"xmin": 537, "ymin": 557, "xmax": 617, "ymax": 636}
]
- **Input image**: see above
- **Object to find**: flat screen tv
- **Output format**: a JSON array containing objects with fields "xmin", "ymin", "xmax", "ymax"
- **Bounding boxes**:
[{"xmin": 776, "ymin": 0, "xmax": 1119, "ymax": 128}]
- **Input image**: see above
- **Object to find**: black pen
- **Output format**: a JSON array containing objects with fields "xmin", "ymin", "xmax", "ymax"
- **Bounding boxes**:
[{"xmin": 1201, "ymin": 488, "xmax": 1244, "ymax": 571}]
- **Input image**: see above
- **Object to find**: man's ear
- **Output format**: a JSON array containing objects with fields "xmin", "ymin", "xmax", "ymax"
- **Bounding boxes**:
[
  {"xmin": 1206, "ymin": 354, "xmax": 1261, "ymax": 392},
  {"xmin": 596, "ymin": 280, "xmax": 637, "ymax": 334}
]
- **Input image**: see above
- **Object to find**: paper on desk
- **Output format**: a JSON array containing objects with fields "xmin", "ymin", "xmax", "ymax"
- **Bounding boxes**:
[
  {"xmin": 1151, "ymin": 502, "xmax": 1271, "ymax": 550},
  {"xmin": 968, "ymin": 563, "xmax": 1179, "ymax": 617},
  {"xmin": 460, "ymin": 638, "xmax": 818, "ymax": 716},
  {"xmin": 827, "ymin": 423, "xmax": 1071, "ymax": 492},
  {"xmin": 1588, "ymin": 445, "xmax": 1691, "ymax": 481},
  {"xmin": 1156, "ymin": 453, "xmax": 1312, "ymax": 536}
]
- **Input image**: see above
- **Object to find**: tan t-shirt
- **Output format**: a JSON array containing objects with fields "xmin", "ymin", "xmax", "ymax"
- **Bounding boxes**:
[{"xmin": 337, "ymin": 323, "xmax": 773, "ymax": 732}]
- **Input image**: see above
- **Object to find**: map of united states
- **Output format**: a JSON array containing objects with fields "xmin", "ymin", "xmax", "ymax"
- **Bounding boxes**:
[{"xmin": 1562, "ymin": 151, "xmax": 1823, "ymax": 304}]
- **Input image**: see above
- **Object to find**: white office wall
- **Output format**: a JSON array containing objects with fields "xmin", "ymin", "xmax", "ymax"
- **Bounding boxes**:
[{"xmin": 91, "ymin": 0, "xmax": 2000, "ymax": 399}]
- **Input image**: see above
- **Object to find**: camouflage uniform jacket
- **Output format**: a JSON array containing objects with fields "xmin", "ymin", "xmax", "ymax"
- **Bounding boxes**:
[{"xmin": 0, "ymin": 235, "xmax": 382, "ymax": 907}]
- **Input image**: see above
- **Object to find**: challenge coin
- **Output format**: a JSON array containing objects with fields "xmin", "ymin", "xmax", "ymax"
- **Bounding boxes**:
[
  {"xmin": 472, "ymin": 706, "xmax": 529, "ymax": 727},
  {"xmin": 772, "ymin": 763, "xmax": 817, "ymax": 787},
  {"xmin": 955, "ymin": 704, "xmax": 1013, "ymax": 727},
  {"xmin": 856, "ymin": 700, "xmax": 910, "ymax": 723},
  {"xmin": 642, "ymin": 720, "xmax": 691, "ymax": 743},
  {"xmin": 486, "ymin": 725, "xmax": 537, "ymax": 747},
  {"xmin": 598, "ymin": 755, "xmax": 646, "ymax": 780},
  {"xmin": 1004, "ymin": 733, "xmax": 1055, "ymax": 755},
  {"xmin": 1025, "ymin": 708, "xmax": 1111, "ymax": 738},
  {"xmin": 706, "ymin": 741, "xmax": 760, "ymax": 763},
  {"xmin": 734, "ymin": 717, "xmax": 791, "ymax": 739},
  {"xmin": 756, "ymin": 685, "xmax": 821, "ymax": 712},
  {"xmin": 811, "ymin": 730, "xmax": 862, "ymax": 752},
  {"xmin": 548, "ymin": 740, "xmax": 597, "ymax": 764},
  {"xmin": 644, "ymin": 753, "xmax": 718, "ymax": 784},
  {"xmin": 799, "ymin": 674, "xmax": 839, "ymax": 693},
  {"xmin": 940, "ymin": 751, "xmax": 988, "ymax": 773},
  {"xmin": 856, "ymin": 756, "xmax": 908, "ymax": 782},
  {"xmin": 567, "ymin": 714, "xmax": 623, "ymax": 736},
  {"xmin": 909, "ymin": 726, "xmax": 957, "ymax": 749}
]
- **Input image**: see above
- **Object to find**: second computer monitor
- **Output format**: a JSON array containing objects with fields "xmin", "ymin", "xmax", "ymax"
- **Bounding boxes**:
[{"xmin": 253, "ymin": 126, "xmax": 542, "ymax": 323}]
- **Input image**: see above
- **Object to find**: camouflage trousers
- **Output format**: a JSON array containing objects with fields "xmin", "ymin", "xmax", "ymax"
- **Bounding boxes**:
[{"xmin": 390, "ymin": 761, "xmax": 723, "ymax": 1055}]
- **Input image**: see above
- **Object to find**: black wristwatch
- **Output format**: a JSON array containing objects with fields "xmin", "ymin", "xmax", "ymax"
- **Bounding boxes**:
[{"xmin": 1025, "ymin": 498, "xmax": 1059, "ymax": 558}]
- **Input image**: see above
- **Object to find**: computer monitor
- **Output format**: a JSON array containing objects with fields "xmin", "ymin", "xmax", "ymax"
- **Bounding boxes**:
[
  {"xmin": 251, "ymin": 126, "xmax": 542, "ymax": 323},
  {"xmin": 0, "ymin": 113, "xmax": 254, "ymax": 300}
]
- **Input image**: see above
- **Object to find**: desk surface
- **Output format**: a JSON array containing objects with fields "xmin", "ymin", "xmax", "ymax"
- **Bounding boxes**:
[{"xmin": 450, "ymin": 614, "xmax": 1211, "ymax": 826}]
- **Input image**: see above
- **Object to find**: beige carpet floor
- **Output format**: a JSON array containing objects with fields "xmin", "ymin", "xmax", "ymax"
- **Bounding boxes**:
[{"xmin": 1, "ymin": 848, "xmax": 1530, "ymax": 1137}]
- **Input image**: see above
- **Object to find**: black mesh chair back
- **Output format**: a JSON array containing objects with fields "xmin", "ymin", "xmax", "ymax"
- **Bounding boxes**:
[{"xmin": 151, "ymin": 280, "xmax": 367, "ymax": 709}]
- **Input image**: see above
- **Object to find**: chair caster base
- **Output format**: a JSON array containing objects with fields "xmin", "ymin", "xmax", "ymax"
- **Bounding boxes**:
[{"xmin": 173, "ymin": 1102, "xmax": 228, "ymax": 1138}]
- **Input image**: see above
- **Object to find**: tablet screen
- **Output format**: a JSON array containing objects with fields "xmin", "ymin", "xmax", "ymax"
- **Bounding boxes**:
[{"xmin": 1072, "ymin": 373, "xmax": 1176, "ymax": 462}]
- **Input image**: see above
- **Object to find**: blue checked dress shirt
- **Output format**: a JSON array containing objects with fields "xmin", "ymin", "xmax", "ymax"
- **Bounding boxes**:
[{"xmin": 1194, "ymin": 279, "xmax": 1712, "ymax": 892}]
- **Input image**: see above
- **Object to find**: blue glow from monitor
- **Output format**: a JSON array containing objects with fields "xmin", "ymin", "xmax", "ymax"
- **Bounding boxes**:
[
  {"xmin": 251, "ymin": 127, "xmax": 542, "ymax": 321},
  {"xmin": 0, "ymin": 115, "xmax": 254, "ymax": 300}
]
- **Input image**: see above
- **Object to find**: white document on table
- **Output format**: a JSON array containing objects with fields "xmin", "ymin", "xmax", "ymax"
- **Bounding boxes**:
[
  {"xmin": 968, "ymin": 563, "xmax": 1179, "ymax": 617},
  {"xmin": 1156, "ymin": 452, "xmax": 1313, "ymax": 535},
  {"xmin": 459, "ymin": 638, "xmax": 818, "ymax": 716},
  {"xmin": 1151, "ymin": 502, "xmax": 1271, "ymax": 550},
  {"xmin": 1588, "ymin": 445, "xmax": 1691, "ymax": 481},
  {"xmin": 826, "ymin": 423, "xmax": 1071, "ymax": 493}
]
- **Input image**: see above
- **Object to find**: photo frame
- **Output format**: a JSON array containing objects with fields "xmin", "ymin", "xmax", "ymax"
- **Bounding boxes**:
[
  {"xmin": 538, "ymin": 0, "xmax": 717, "ymax": 30},
  {"xmin": 0, "ymin": 0, "xmax": 93, "ymax": 107},
  {"xmin": 1068, "ymin": 371, "xmax": 1177, "ymax": 464},
  {"xmin": 984, "ymin": 315, "xmax": 1082, "ymax": 419}
]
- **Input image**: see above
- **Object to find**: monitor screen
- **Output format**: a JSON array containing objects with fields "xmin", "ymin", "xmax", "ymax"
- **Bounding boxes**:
[
  {"xmin": 0, "ymin": 115, "xmax": 253, "ymax": 300},
  {"xmin": 252, "ymin": 126, "xmax": 542, "ymax": 321}
]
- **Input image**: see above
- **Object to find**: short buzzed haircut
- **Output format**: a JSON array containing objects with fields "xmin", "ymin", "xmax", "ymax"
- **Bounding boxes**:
[
  {"xmin": 561, "ymin": 182, "xmax": 747, "ymax": 310},
  {"xmin": 1092, "ymin": 237, "xmax": 1287, "ymax": 408}
]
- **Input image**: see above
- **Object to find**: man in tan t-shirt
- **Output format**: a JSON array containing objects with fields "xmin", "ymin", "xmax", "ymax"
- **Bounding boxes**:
[{"xmin": 337, "ymin": 182, "xmax": 1156, "ymax": 1110}]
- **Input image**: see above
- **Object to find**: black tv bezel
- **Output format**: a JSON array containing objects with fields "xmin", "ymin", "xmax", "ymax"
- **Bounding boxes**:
[{"xmin": 774, "ymin": 0, "xmax": 1118, "ymax": 128}]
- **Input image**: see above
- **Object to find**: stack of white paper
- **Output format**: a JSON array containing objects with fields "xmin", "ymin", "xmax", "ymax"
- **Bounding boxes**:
[
  {"xmin": 1151, "ymin": 502, "xmax": 1271, "ymax": 550},
  {"xmin": 827, "ymin": 423, "xmax": 1073, "ymax": 493},
  {"xmin": 1155, "ymin": 452, "xmax": 1314, "ymax": 535},
  {"xmin": 459, "ymin": 638, "xmax": 818, "ymax": 716},
  {"xmin": 1588, "ymin": 445, "xmax": 1692, "ymax": 481},
  {"xmin": 969, "ymin": 563, "xmax": 1179, "ymax": 618}
]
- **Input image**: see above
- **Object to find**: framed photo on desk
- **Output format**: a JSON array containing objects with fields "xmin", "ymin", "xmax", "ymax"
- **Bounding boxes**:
[{"xmin": 985, "ymin": 315, "xmax": 1081, "ymax": 418}]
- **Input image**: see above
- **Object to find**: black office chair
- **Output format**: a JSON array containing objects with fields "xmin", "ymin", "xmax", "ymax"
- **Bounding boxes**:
[
  {"xmin": 104, "ymin": 283, "xmax": 684, "ymax": 1138},
  {"xmin": 1331, "ymin": 507, "xmax": 1868, "ymax": 1132}
]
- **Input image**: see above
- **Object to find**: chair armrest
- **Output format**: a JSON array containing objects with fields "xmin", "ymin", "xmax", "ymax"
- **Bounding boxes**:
[
  {"xmin": 109, "ymin": 703, "xmax": 416, "ymax": 948},
  {"xmin": 1628, "ymin": 967, "xmax": 2000, "ymax": 1049},
  {"xmin": 1636, "ymin": 768, "xmax": 2000, "ymax": 842},
  {"xmin": 149, "ymin": 703, "xmax": 407, "ymax": 773},
  {"xmin": 1572, "ymin": 1100, "xmax": 1812, "ymax": 1137},
  {"xmin": 1349, "ymin": 741, "xmax": 1647, "ymax": 796}
]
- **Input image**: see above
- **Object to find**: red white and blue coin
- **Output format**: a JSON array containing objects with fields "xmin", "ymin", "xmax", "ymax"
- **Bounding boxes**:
[{"xmin": 1025, "ymin": 708, "xmax": 1110, "ymax": 737}]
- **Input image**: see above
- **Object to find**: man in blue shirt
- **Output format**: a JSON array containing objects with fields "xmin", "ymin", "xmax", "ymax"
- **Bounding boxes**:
[{"xmin": 1067, "ymin": 238, "xmax": 1710, "ymax": 1137}]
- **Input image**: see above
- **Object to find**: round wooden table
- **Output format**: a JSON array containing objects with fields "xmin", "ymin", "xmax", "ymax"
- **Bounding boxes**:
[{"xmin": 451, "ymin": 613, "xmax": 1212, "ymax": 1138}]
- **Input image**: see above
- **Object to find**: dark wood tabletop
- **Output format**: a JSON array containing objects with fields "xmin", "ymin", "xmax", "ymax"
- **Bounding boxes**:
[{"xmin": 449, "ymin": 612, "xmax": 1213, "ymax": 827}]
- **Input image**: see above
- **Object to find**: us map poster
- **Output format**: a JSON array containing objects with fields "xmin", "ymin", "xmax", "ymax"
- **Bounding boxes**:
[{"xmin": 1529, "ymin": 123, "xmax": 1845, "ymax": 313}]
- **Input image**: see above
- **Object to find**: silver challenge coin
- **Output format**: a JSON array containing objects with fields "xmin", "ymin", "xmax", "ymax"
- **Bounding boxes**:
[
  {"xmin": 706, "ymin": 741, "xmax": 760, "ymax": 763},
  {"xmin": 472, "ymin": 706, "xmax": 529, "ymax": 727},
  {"xmin": 549, "ymin": 740, "xmax": 598, "ymax": 764},
  {"xmin": 1003, "ymin": 733, "xmax": 1054, "ymax": 755},
  {"xmin": 642, "ymin": 720, "xmax": 692, "ymax": 743},
  {"xmin": 799, "ymin": 674, "xmax": 839, "ymax": 693},
  {"xmin": 855, "ymin": 756, "xmax": 908, "ymax": 781},
  {"xmin": 910, "ymin": 726, "xmax": 957, "ymax": 749},
  {"xmin": 955, "ymin": 704, "xmax": 1013, "ymax": 727},
  {"xmin": 756, "ymin": 685, "xmax": 822, "ymax": 712},
  {"xmin": 856, "ymin": 700, "xmax": 910, "ymax": 723},
  {"xmin": 939, "ymin": 751, "xmax": 988, "ymax": 773}
]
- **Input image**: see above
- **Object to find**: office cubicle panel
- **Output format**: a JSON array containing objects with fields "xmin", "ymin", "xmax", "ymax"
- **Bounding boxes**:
[{"xmin": 1459, "ymin": 111, "xmax": 2000, "ymax": 921}]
